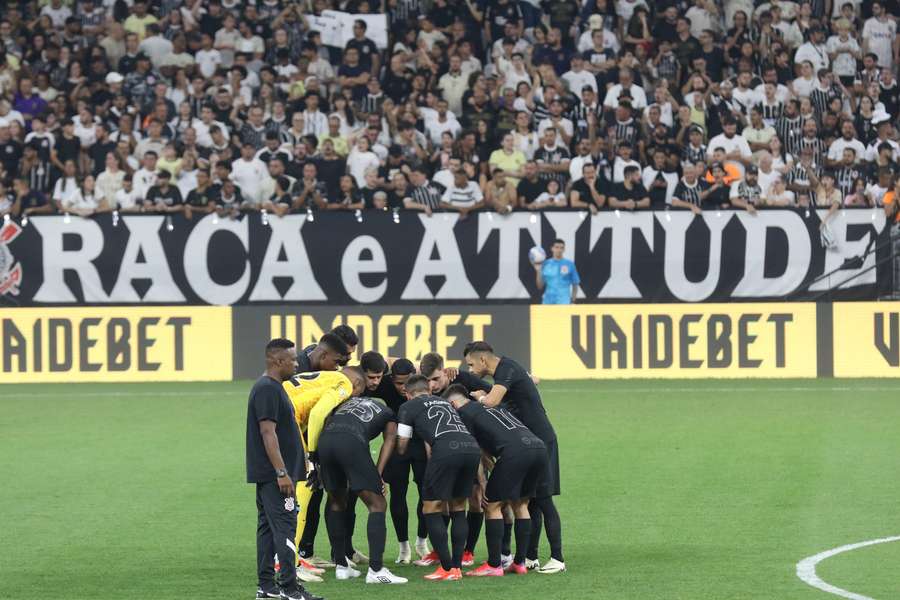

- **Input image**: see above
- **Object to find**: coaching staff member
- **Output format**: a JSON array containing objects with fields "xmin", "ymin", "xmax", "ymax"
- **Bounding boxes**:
[{"xmin": 246, "ymin": 338, "xmax": 324, "ymax": 600}]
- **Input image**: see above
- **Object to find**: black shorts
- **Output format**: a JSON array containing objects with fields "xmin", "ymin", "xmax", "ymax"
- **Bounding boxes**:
[
  {"xmin": 535, "ymin": 437, "xmax": 561, "ymax": 497},
  {"xmin": 422, "ymin": 452, "xmax": 481, "ymax": 501},
  {"xmin": 318, "ymin": 432, "xmax": 383, "ymax": 495},
  {"xmin": 485, "ymin": 448, "xmax": 549, "ymax": 502},
  {"xmin": 382, "ymin": 452, "xmax": 427, "ymax": 487}
]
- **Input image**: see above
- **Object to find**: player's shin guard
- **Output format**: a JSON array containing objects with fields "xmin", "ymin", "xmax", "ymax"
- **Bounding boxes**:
[
  {"xmin": 344, "ymin": 494, "xmax": 358, "ymax": 559},
  {"xmin": 425, "ymin": 513, "xmax": 452, "ymax": 570},
  {"xmin": 416, "ymin": 498, "xmax": 427, "ymax": 540},
  {"xmin": 465, "ymin": 511, "xmax": 484, "ymax": 553},
  {"xmin": 536, "ymin": 496, "xmax": 564, "ymax": 562},
  {"xmin": 484, "ymin": 518, "xmax": 504, "ymax": 568},
  {"xmin": 527, "ymin": 499, "xmax": 543, "ymax": 560},
  {"xmin": 368, "ymin": 511, "xmax": 387, "ymax": 572},
  {"xmin": 449, "ymin": 511, "xmax": 468, "ymax": 569},
  {"xmin": 502, "ymin": 522, "xmax": 513, "ymax": 556},
  {"xmin": 324, "ymin": 507, "xmax": 348, "ymax": 567},
  {"xmin": 513, "ymin": 518, "xmax": 531, "ymax": 565},
  {"xmin": 389, "ymin": 480, "xmax": 409, "ymax": 542}
]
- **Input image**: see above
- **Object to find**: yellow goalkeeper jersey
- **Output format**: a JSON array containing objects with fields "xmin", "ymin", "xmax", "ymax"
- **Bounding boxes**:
[{"xmin": 282, "ymin": 371, "xmax": 352, "ymax": 452}]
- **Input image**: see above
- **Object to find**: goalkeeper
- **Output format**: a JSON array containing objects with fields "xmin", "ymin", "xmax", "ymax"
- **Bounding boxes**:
[{"xmin": 284, "ymin": 367, "xmax": 366, "ymax": 574}]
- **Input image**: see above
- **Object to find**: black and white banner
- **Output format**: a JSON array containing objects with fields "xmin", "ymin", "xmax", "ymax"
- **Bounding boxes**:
[{"xmin": 0, "ymin": 208, "xmax": 889, "ymax": 306}]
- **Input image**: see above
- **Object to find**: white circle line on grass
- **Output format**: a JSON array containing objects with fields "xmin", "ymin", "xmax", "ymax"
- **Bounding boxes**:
[{"xmin": 796, "ymin": 535, "xmax": 900, "ymax": 599}]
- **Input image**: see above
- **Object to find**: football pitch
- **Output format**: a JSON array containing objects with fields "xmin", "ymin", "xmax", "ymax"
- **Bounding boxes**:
[{"xmin": 2, "ymin": 379, "xmax": 899, "ymax": 600}]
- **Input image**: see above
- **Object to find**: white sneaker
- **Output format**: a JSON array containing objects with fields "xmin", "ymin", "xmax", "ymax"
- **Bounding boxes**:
[
  {"xmin": 396, "ymin": 542, "xmax": 411, "ymax": 565},
  {"xmin": 537, "ymin": 558, "xmax": 566, "ymax": 574},
  {"xmin": 525, "ymin": 558, "xmax": 540, "ymax": 570},
  {"xmin": 350, "ymin": 550, "xmax": 369, "ymax": 564},
  {"xmin": 344, "ymin": 557, "xmax": 357, "ymax": 569},
  {"xmin": 297, "ymin": 567, "xmax": 323, "ymax": 583},
  {"xmin": 500, "ymin": 554, "xmax": 513, "ymax": 570},
  {"xmin": 366, "ymin": 567, "xmax": 408, "ymax": 584},
  {"xmin": 335, "ymin": 565, "xmax": 361, "ymax": 580},
  {"xmin": 415, "ymin": 537, "xmax": 431, "ymax": 559}
]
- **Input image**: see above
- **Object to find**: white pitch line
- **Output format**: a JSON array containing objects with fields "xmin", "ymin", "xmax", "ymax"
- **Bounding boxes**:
[{"xmin": 796, "ymin": 535, "xmax": 900, "ymax": 599}]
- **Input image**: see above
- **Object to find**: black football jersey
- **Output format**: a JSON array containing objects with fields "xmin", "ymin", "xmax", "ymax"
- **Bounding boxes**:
[
  {"xmin": 457, "ymin": 401, "xmax": 544, "ymax": 458},
  {"xmin": 493, "ymin": 357, "xmax": 556, "ymax": 443},
  {"xmin": 323, "ymin": 396, "xmax": 395, "ymax": 444},
  {"xmin": 398, "ymin": 394, "xmax": 480, "ymax": 455}
]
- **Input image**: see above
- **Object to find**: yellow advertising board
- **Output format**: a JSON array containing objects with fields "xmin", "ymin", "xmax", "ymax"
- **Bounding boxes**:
[
  {"xmin": 833, "ymin": 302, "xmax": 900, "ymax": 377},
  {"xmin": 530, "ymin": 304, "xmax": 817, "ymax": 379},
  {"xmin": 0, "ymin": 307, "xmax": 232, "ymax": 383}
]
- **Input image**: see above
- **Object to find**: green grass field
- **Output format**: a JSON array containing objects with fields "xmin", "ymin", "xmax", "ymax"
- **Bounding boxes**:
[{"xmin": 2, "ymin": 379, "xmax": 899, "ymax": 600}]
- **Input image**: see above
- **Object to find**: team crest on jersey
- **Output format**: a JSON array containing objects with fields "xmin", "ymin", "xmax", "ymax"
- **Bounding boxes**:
[
  {"xmin": 284, "ymin": 496, "xmax": 295, "ymax": 511},
  {"xmin": 560, "ymin": 265, "xmax": 569, "ymax": 275},
  {"xmin": 0, "ymin": 221, "xmax": 23, "ymax": 296}
]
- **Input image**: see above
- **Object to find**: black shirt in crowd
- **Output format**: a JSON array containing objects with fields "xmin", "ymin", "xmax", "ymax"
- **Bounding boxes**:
[
  {"xmin": 610, "ymin": 181, "xmax": 649, "ymax": 205},
  {"xmin": 704, "ymin": 182, "xmax": 731, "ymax": 208},
  {"xmin": 492, "ymin": 356, "xmax": 556, "ymax": 443},
  {"xmin": 146, "ymin": 184, "xmax": 183, "ymax": 207},
  {"xmin": 185, "ymin": 185, "xmax": 219, "ymax": 208},
  {"xmin": 0, "ymin": 139, "xmax": 22, "ymax": 177},
  {"xmin": 571, "ymin": 175, "xmax": 606, "ymax": 208},
  {"xmin": 246, "ymin": 375, "xmax": 304, "ymax": 483},
  {"xmin": 517, "ymin": 176, "xmax": 545, "ymax": 205}
]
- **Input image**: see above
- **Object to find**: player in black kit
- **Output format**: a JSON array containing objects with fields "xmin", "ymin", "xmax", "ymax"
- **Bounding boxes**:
[
  {"xmin": 294, "ymin": 329, "xmax": 354, "ymax": 572},
  {"xmin": 445, "ymin": 383, "xmax": 548, "ymax": 576},
  {"xmin": 366, "ymin": 357, "xmax": 430, "ymax": 563},
  {"xmin": 315, "ymin": 394, "xmax": 408, "ymax": 584},
  {"xmin": 397, "ymin": 375, "xmax": 481, "ymax": 581},
  {"xmin": 420, "ymin": 352, "xmax": 492, "ymax": 567},
  {"xmin": 464, "ymin": 342, "xmax": 566, "ymax": 574}
]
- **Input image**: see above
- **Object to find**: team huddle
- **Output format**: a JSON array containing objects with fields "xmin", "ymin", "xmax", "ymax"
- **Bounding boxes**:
[{"xmin": 246, "ymin": 326, "xmax": 564, "ymax": 600}]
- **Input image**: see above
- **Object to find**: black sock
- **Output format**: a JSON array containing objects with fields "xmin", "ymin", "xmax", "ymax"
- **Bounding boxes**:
[
  {"xmin": 537, "ymin": 496, "xmax": 564, "ymax": 562},
  {"xmin": 465, "ymin": 511, "xmax": 484, "ymax": 553},
  {"xmin": 416, "ymin": 498, "xmax": 427, "ymax": 540},
  {"xmin": 449, "ymin": 511, "xmax": 468, "ymax": 569},
  {"xmin": 298, "ymin": 488, "xmax": 323, "ymax": 557},
  {"xmin": 367, "ymin": 511, "xmax": 386, "ymax": 572},
  {"xmin": 389, "ymin": 480, "xmax": 409, "ymax": 543},
  {"xmin": 502, "ymin": 521, "xmax": 513, "ymax": 556},
  {"xmin": 425, "ymin": 513, "xmax": 451, "ymax": 570},
  {"xmin": 484, "ymin": 518, "xmax": 503, "ymax": 568},
  {"xmin": 513, "ymin": 518, "xmax": 531, "ymax": 565},
  {"xmin": 344, "ymin": 494, "xmax": 357, "ymax": 559},
  {"xmin": 324, "ymin": 507, "xmax": 347, "ymax": 567},
  {"xmin": 527, "ymin": 498, "xmax": 543, "ymax": 560}
]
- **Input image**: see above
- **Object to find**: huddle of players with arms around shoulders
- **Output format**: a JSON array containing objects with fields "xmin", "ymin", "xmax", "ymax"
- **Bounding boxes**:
[{"xmin": 246, "ymin": 325, "xmax": 564, "ymax": 600}]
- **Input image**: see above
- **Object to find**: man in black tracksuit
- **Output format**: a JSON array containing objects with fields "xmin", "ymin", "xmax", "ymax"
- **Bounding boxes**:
[{"xmin": 245, "ymin": 338, "xmax": 323, "ymax": 600}]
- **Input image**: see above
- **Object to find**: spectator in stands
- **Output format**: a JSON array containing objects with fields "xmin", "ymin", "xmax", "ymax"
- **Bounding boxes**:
[{"xmin": 0, "ymin": 0, "xmax": 893, "ymax": 228}]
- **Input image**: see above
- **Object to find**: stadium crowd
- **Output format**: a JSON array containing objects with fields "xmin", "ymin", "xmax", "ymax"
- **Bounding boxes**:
[{"xmin": 0, "ymin": 0, "xmax": 899, "ymax": 223}]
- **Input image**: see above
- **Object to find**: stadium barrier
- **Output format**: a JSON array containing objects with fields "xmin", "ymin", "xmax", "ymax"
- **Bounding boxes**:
[
  {"xmin": 231, "ymin": 305, "xmax": 530, "ymax": 379},
  {"xmin": 0, "ymin": 306, "xmax": 232, "ymax": 383},
  {"xmin": 0, "ymin": 209, "xmax": 888, "ymax": 306},
  {"xmin": 3, "ymin": 303, "xmax": 900, "ymax": 382}
]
